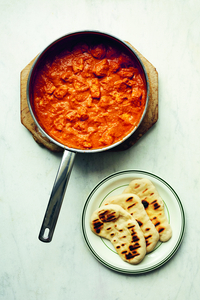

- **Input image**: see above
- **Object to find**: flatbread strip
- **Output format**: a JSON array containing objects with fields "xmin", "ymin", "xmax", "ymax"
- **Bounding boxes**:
[
  {"xmin": 123, "ymin": 178, "xmax": 172, "ymax": 242},
  {"xmin": 90, "ymin": 204, "xmax": 146, "ymax": 264},
  {"xmin": 102, "ymin": 193, "xmax": 159, "ymax": 253}
]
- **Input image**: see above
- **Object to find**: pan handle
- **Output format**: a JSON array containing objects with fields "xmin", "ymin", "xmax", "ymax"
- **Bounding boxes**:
[{"xmin": 38, "ymin": 149, "xmax": 76, "ymax": 243}]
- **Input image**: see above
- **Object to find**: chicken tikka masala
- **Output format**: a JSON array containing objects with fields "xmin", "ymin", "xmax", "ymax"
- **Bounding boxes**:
[{"xmin": 33, "ymin": 42, "xmax": 147, "ymax": 150}]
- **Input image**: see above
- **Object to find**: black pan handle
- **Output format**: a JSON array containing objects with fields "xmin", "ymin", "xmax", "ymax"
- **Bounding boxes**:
[{"xmin": 38, "ymin": 149, "xmax": 76, "ymax": 242}]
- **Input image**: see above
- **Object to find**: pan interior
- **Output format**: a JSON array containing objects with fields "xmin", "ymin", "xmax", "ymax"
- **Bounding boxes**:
[{"xmin": 27, "ymin": 31, "xmax": 149, "ymax": 153}]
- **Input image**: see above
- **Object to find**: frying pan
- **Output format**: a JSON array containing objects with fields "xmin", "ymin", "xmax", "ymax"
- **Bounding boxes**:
[{"xmin": 27, "ymin": 30, "xmax": 150, "ymax": 242}]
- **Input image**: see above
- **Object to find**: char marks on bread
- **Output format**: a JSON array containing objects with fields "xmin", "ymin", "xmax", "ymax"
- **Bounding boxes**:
[
  {"xmin": 123, "ymin": 178, "xmax": 172, "ymax": 242},
  {"xmin": 90, "ymin": 204, "xmax": 146, "ymax": 264},
  {"xmin": 101, "ymin": 193, "xmax": 159, "ymax": 252}
]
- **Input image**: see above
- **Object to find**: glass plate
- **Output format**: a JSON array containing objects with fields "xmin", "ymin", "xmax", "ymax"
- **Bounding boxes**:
[{"xmin": 82, "ymin": 170, "xmax": 185, "ymax": 274}]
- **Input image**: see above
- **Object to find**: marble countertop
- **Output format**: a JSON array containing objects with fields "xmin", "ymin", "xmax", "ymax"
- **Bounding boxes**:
[{"xmin": 1, "ymin": 0, "xmax": 200, "ymax": 299}]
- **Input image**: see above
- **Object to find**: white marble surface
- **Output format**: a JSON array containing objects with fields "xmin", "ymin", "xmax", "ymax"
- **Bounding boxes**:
[{"xmin": 0, "ymin": 0, "xmax": 200, "ymax": 299}]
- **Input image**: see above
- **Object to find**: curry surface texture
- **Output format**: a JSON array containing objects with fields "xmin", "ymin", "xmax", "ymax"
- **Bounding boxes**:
[{"xmin": 33, "ymin": 42, "xmax": 147, "ymax": 150}]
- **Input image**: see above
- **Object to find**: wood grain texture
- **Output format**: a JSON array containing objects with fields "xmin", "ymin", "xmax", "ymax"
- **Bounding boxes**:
[{"xmin": 20, "ymin": 43, "xmax": 158, "ymax": 152}]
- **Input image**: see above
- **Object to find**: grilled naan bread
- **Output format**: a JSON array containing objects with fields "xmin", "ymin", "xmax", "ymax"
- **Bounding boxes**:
[
  {"xmin": 90, "ymin": 204, "xmax": 146, "ymax": 264},
  {"xmin": 123, "ymin": 178, "xmax": 172, "ymax": 242},
  {"xmin": 102, "ymin": 193, "xmax": 159, "ymax": 252}
]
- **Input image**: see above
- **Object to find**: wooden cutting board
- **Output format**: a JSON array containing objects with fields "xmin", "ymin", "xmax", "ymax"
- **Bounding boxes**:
[{"xmin": 20, "ymin": 42, "xmax": 158, "ymax": 152}]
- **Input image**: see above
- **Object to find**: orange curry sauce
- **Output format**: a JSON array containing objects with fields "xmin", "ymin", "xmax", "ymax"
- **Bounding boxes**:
[{"xmin": 33, "ymin": 42, "xmax": 147, "ymax": 150}]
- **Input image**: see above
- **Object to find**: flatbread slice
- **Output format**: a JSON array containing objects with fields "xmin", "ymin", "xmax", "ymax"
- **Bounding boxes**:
[
  {"xmin": 90, "ymin": 204, "xmax": 146, "ymax": 264},
  {"xmin": 123, "ymin": 178, "xmax": 172, "ymax": 242},
  {"xmin": 102, "ymin": 193, "xmax": 159, "ymax": 252}
]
